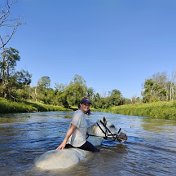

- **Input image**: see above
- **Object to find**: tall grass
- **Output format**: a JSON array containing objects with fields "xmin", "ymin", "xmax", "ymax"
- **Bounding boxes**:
[
  {"xmin": 0, "ymin": 98, "xmax": 68, "ymax": 113},
  {"xmin": 105, "ymin": 101, "xmax": 176, "ymax": 120},
  {"xmin": 1, "ymin": 98, "xmax": 176, "ymax": 119}
]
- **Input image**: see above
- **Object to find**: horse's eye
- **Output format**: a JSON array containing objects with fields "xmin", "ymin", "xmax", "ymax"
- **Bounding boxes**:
[{"xmin": 109, "ymin": 124, "xmax": 115, "ymax": 128}]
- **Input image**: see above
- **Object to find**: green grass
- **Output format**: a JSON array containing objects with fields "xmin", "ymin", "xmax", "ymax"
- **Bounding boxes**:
[
  {"xmin": 105, "ymin": 101, "xmax": 176, "ymax": 120},
  {"xmin": 0, "ymin": 98, "xmax": 69, "ymax": 113},
  {"xmin": 1, "ymin": 98, "xmax": 176, "ymax": 120}
]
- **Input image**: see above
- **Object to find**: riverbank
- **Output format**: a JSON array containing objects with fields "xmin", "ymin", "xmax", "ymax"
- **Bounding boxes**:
[
  {"xmin": 105, "ymin": 101, "xmax": 176, "ymax": 120},
  {"xmin": 0, "ymin": 98, "xmax": 68, "ymax": 113},
  {"xmin": 1, "ymin": 98, "xmax": 176, "ymax": 120}
]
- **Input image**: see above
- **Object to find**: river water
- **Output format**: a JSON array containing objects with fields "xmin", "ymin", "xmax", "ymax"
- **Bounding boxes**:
[{"xmin": 0, "ymin": 111, "xmax": 176, "ymax": 176}]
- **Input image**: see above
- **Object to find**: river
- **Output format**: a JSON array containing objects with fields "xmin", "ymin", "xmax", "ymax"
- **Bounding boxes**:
[{"xmin": 0, "ymin": 111, "xmax": 176, "ymax": 176}]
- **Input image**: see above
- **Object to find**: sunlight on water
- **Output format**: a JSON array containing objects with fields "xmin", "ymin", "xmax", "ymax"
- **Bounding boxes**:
[{"xmin": 0, "ymin": 111, "xmax": 176, "ymax": 176}]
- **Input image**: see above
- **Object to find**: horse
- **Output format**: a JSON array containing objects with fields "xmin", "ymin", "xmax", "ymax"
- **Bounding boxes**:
[{"xmin": 34, "ymin": 117, "xmax": 127, "ymax": 170}]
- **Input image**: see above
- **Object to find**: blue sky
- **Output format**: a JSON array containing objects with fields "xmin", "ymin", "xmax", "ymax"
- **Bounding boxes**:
[{"xmin": 8, "ymin": 0, "xmax": 176, "ymax": 98}]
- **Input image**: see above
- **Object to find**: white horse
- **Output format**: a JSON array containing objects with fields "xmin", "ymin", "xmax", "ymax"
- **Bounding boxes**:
[{"xmin": 34, "ymin": 117, "xmax": 127, "ymax": 170}]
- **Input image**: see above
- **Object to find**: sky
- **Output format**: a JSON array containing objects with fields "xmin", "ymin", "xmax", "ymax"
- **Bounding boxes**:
[{"xmin": 5, "ymin": 0, "xmax": 176, "ymax": 98}]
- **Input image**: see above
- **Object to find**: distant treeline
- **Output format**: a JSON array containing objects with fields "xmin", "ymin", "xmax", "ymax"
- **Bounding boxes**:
[{"xmin": 1, "ymin": 47, "xmax": 176, "ymax": 109}]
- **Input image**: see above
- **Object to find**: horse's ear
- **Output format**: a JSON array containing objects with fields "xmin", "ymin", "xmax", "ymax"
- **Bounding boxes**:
[{"xmin": 103, "ymin": 117, "xmax": 107, "ymax": 123}]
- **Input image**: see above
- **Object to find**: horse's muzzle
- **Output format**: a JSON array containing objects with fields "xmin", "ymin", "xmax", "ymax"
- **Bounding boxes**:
[{"xmin": 116, "ymin": 132, "xmax": 128, "ymax": 143}]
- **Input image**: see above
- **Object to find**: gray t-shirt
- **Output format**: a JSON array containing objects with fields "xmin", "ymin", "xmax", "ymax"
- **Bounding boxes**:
[{"xmin": 67, "ymin": 110, "xmax": 88, "ymax": 147}]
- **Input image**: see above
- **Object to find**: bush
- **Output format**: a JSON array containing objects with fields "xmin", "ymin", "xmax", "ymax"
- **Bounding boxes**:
[
  {"xmin": 105, "ymin": 101, "xmax": 176, "ymax": 120},
  {"xmin": 0, "ymin": 98, "xmax": 69, "ymax": 113}
]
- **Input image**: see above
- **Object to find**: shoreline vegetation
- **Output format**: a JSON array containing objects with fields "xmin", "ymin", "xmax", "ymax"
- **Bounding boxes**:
[
  {"xmin": 0, "ymin": 98, "xmax": 176, "ymax": 120},
  {"xmin": 0, "ymin": 98, "xmax": 69, "ymax": 113},
  {"xmin": 105, "ymin": 101, "xmax": 176, "ymax": 120}
]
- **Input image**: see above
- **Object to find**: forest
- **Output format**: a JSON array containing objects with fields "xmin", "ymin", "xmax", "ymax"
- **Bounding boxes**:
[{"xmin": 1, "ymin": 0, "xmax": 176, "ymax": 119}]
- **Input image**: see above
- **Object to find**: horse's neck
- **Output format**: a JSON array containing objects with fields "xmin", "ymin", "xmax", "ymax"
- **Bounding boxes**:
[
  {"xmin": 87, "ymin": 123, "xmax": 105, "ymax": 137},
  {"xmin": 87, "ymin": 123, "xmax": 104, "ymax": 146},
  {"xmin": 88, "ymin": 121, "xmax": 118, "ymax": 137}
]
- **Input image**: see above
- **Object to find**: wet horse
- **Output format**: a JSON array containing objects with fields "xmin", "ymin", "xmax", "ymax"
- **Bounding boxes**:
[{"xmin": 34, "ymin": 117, "xmax": 127, "ymax": 170}]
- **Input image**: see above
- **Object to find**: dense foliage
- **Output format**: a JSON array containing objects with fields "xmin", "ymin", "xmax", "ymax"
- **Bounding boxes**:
[
  {"xmin": 0, "ymin": 98, "xmax": 68, "ymax": 113},
  {"xmin": 142, "ymin": 72, "xmax": 176, "ymax": 102},
  {"xmin": 106, "ymin": 101, "xmax": 176, "ymax": 120}
]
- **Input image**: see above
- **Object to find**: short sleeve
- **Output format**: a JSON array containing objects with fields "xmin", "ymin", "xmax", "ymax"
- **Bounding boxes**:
[
  {"xmin": 71, "ymin": 112, "xmax": 82, "ymax": 128},
  {"xmin": 86, "ymin": 118, "xmax": 94, "ymax": 128}
]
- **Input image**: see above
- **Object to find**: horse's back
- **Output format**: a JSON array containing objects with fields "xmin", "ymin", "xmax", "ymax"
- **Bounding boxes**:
[{"xmin": 35, "ymin": 148, "xmax": 88, "ymax": 170}]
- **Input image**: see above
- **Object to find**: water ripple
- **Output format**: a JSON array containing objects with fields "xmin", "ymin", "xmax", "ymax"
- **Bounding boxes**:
[{"xmin": 0, "ymin": 111, "xmax": 176, "ymax": 176}]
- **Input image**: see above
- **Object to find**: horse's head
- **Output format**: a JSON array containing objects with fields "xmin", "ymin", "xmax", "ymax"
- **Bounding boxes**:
[
  {"xmin": 90, "ymin": 117, "xmax": 117, "ymax": 137},
  {"xmin": 88, "ymin": 117, "xmax": 127, "ymax": 143}
]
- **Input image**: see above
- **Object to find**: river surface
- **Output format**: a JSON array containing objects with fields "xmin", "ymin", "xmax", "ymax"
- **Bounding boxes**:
[{"xmin": 0, "ymin": 111, "xmax": 176, "ymax": 176}]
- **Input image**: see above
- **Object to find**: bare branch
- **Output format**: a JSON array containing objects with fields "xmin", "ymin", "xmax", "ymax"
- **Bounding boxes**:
[
  {"xmin": 0, "ymin": 0, "xmax": 21, "ymax": 49},
  {"xmin": 0, "ymin": 8, "xmax": 10, "ymax": 26},
  {"xmin": 0, "ymin": 25, "xmax": 18, "ymax": 49},
  {"xmin": 7, "ymin": 0, "xmax": 11, "ymax": 9}
]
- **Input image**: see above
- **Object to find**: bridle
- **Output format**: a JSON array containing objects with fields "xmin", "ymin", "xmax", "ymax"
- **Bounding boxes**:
[
  {"xmin": 96, "ymin": 119, "xmax": 122, "ymax": 141},
  {"xmin": 87, "ymin": 118, "xmax": 122, "ymax": 142}
]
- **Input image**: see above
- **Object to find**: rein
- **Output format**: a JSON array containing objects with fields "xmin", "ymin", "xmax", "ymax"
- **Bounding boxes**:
[{"xmin": 87, "ymin": 120, "xmax": 121, "ymax": 141}]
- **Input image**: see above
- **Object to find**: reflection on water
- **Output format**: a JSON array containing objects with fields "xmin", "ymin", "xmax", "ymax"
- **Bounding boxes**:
[
  {"xmin": 142, "ymin": 118, "xmax": 176, "ymax": 132},
  {"xmin": 0, "ymin": 111, "xmax": 176, "ymax": 176}
]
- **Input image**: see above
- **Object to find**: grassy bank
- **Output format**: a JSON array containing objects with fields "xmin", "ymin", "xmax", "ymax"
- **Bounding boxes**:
[
  {"xmin": 105, "ymin": 101, "xmax": 176, "ymax": 120},
  {"xmin": 0, "ymin": 98, "xmax": 69, "ymax": 113},
  {"xmin": 1, "ymin": 98, "xmax": 176, "ymax": 120}
]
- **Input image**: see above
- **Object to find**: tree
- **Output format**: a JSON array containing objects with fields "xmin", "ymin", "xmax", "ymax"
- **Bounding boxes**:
[
  {"xmin": 70, "ymin": 74, "xmax": 86, "ymax": 86},
  {"xmin": 131, "ymin": 96, "xmax": 142, "ymax": 104},
  {"xmin": 0, "ymin": 47, "xmax": 20, "ymax": 98},
  {"xmin": 142, "ymin": 75, "xmax": 167, "ymax": 103},
  {"xmin": 37, "ymin": 76, "xmax": 51, "ymax": 89},
  {"xmin": 152, "ymin": 72, "xmax": 168, "ymax": 101},
  {"xmin": 34, "ymin": 76, "xmax": 51, "ymax": 102},
  {"xmin": 0, "ymin": 0, "xmax": 21, "ymax": 80},
  {"xmin": 65, "ymin": 74, "xmax": 87, "ymax": 106},
  {"xmin": 0, "ymin": 47, "xmax": 20, "ymax": 82},
  {"xmin": 167, "ymin": 71, "xmax": 176, "ymax": 101},
  {"xmin": 92, "ymin": 92, "xmax": 102, "ymax": 108},
  {"xmin": 0, "ymin": 0, "xmax": 22, "ymax": 99},
  {"xmin": 87, "ymin": 87, "xmax": 94, "ymax": 102},
  {"xmin": 0, "ymin": 0, "xmax": 21, "ymax": 50},
  {"xmin": 108, "ymin": 89, "xmax": 122, "ymax": 106},
  {"xmin": 142, "ymin": 79, "xmax": 158, "ymax": 102},
  {"xmin": 55, "ymin": 83, "xmax": 66, "ymax": 92},
  {"xmin": 14, "ymin": 70, "xmax": 32, "ymax": 87}
]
